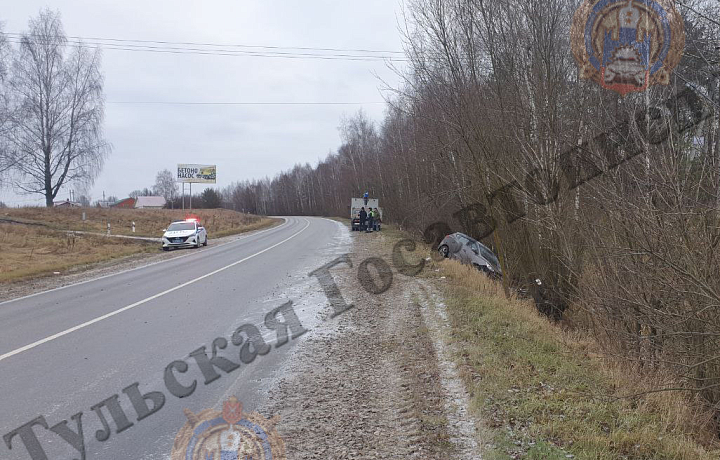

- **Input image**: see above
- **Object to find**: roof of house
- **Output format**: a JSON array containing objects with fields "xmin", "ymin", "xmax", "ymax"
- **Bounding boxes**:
[
  {"xmin": 134, "ymin": 196, "xmax": 167, "ymax": 208},
  {"xmin": 112, "ymin": 197, "xmax": 136, "ymax": 207},
  {"xmin": 54, "ymin": 200, "xmax": 82, "ymax": 207}
]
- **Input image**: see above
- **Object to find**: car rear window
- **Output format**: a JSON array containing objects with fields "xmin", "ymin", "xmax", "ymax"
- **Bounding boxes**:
[
  {"xmin": 456, "ymin": 234, "xmax": 471, "ymax": 244},
  {"xmin": 168, "ymin": 222, "xmax": 195, "ymax": 231}
]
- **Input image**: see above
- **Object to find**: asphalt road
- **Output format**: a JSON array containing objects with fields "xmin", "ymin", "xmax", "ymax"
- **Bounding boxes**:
[{"xmin": 0, "ymin": 216, "xmax": 349, "ymax": 460}]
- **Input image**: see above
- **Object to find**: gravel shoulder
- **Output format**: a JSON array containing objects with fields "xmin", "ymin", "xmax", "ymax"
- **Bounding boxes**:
[
  {"xmin": 260, "ymin": 227, "xmax": 483, "ymax": 459},
  {"xmin": 0, "ymin": 219, "xmax": 282, "ymax": 303}
]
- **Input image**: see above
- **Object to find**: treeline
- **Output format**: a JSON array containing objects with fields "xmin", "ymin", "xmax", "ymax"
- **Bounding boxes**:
[
  {"xmin": 223, "ymin": 0, "xmax": 720, "ymax": 430},
  {"xmin": 168, "ymin": 188, "xmax": 222, "ymax": 210}
]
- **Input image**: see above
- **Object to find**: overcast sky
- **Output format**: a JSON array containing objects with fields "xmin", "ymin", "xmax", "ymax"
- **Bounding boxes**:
[{"xmin": 1, "ymin": 1, "xmax": 406, "ymax": 205}]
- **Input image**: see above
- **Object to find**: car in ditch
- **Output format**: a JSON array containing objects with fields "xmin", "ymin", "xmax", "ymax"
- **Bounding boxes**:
[
  {"xmin": 161, "ymin": 219, "xmax": 208, "ymax": 250},
  {"xmin": 437, "ymin": 232, "xmax": 502, "ymax": 278}
]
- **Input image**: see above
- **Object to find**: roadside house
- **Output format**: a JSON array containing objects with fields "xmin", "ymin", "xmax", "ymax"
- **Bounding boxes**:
[
  {"xmin": 54, "ymin": 199, "xmax": 82, "ymax": 208},
  {"xmin": 134, "ymin": 196, "xmax": 166, "ymax": 209},
  {"xmin": 112, "ymin": 198, "xmax": 136, "ymax": 209}
]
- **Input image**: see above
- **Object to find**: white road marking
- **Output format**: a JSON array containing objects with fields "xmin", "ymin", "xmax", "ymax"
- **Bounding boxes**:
[
  {"xmin": 0, "ymin": 218, "xmax": 290, "ymax": 307},
  {"xmin": 0, "ymin": 218, "xmax": 310, "ymax": 363}
]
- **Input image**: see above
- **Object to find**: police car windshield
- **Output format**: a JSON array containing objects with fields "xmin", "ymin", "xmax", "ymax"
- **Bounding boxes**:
[{"xmin": 168, "ymin": 222, "xmax": 195, "ymax": 231}]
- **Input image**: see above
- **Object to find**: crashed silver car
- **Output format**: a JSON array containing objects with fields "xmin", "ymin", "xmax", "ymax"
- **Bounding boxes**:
[{"xmin": 438, "ymin": 232, "xmax": 502, "ymax": 278}]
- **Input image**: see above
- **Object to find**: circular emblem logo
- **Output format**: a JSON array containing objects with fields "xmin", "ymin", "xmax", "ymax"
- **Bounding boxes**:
[
  {"xmin": 171, "ymin": 397, "xmax": 286, "ymax": 460},
  {"xmin": 571, "ymin": 0, "xmax": 685, "ymax": 95}
]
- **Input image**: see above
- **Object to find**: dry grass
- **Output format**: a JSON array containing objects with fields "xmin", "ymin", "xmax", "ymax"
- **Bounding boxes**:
[
  {"xmin": 0, "ymin": 223, "xmax": 156, "ymax": 283},
  {"xmin": 0, "ymin": 207, "xmax": 278, "ymax": 238},
  {"xmin": 0, "ymin": 208, "xmax": 279, "ymax": 283},
  {"xmin": 429, "ymin": 258, "xmax": 720, "ymax": 459}
]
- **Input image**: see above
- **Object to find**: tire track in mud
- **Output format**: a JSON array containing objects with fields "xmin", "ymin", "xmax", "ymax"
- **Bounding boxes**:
[
  {"xmin": 409, "ymin": 280, "xmax": 483, "ymax": 459},
  {"xmin": 260, "ymin": 231, "xmax": 481, "ymax": 459}
]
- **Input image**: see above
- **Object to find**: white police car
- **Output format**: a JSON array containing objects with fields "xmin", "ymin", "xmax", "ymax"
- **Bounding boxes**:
[{"xmin": 161, "ymin": 219, "xmax": 208, "ymax": 251}]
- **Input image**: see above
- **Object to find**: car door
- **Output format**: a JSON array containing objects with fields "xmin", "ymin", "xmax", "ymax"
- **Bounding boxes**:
[
  {"xmin": 468, "ymin": 241, "xmax": 486, "ymax": 266},
  {"xmin": 456, "ymin": 235, "xmax": 475, "ymax": 263}
]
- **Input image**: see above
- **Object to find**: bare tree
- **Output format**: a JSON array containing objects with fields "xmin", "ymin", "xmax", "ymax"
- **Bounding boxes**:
[
  {"xmin": 220, "ymin": 0, "xmax": 720, "ymax": 425},
  {"xmin": 77, "ymin": 194, "xmax": 90, "ymax": 207},
  {"xmin": 153, "ymin": 168, "xmax": 179, "ymax": 202},
  {"xmin": 129, "ymin": 188, "xmax": 153, "ymax": 198},
  {"xmin": 0, "ymin": 25, "xmax": 8, "ymax": 81},
  {"xmin": 6, "ymin": 9, "xmax": 109, "ymax": 207},
  {"xmin": 0, "ymin": 24, "xmax": 11, "ymax": 180}
]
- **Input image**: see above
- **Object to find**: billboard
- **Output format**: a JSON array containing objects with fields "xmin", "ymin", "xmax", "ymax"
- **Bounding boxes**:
[{"xmin": 177, "ymin": 164, "xmax": 217, "ymax": 183}]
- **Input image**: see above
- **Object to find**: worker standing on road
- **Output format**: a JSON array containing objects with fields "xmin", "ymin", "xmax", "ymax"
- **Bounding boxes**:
[
  {"xmin": 373, "ymin": 208, "xmax": 381, "ymax": 231},
  {"xmin": 359, "ymin": 207, "xmax": 367, "ymax": 231},
  {"xmin": 366, "ymin": 208, "xmax": 374, "ymax": 233}
]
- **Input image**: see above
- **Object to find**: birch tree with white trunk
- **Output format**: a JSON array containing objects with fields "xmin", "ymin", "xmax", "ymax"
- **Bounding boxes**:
[{"xmin": 6, "ymin": 9, "xmax": 109, "ymax": 206}]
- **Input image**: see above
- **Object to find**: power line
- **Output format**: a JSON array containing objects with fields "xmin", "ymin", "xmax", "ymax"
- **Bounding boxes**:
[
  {"xmin": 106, "ymin": 101, "xmax": 386, "ymax": 106},
  {"xmin": 4, "ymin": 33, "xmax": 408, "ymax": 62},
  {"xmin": 4, "ymin": 39, "xmax": 406, "ymax": 62},
  {"xmin": 4, "ymin": 32, "xmax": 405, "ymax": 55}
]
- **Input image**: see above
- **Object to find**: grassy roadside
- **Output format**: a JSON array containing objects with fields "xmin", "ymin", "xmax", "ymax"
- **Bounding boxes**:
[
  {"xmin": 425, "ymin": 259, "xmax": 720, "ymax": 459},
  {"xmin": 0, "ymin": 224, "xmax": 157, "ymax": 283},
  {"xmin": 362, "ymin": 222, "xmax": 719, "ymax": 459},
  {"xmin": 1, "ymin": 207, "xmax": 278, "ymax": 238},
  {"xmin": 0, "ymin": 208, "xmax": 279, "ymax": 283}
]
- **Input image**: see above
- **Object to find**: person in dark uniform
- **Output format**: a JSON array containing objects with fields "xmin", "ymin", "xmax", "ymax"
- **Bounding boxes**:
[{"xmin": 359, "ymin": 207, "xmax": 367, "ymax": 231}]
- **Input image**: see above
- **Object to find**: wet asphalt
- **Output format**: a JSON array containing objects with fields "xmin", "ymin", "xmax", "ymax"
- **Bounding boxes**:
[{"xmin": 0, "ymin": 216, "xmax": 348, "ymax": 460}]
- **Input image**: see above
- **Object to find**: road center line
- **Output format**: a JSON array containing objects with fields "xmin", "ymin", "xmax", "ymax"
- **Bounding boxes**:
[
  {"xmin": 0, "ymin": 217, "xmax": 289, "ymax": 307},
  {"xmin": 0, "ymin": 218, "xmax": 310, "ymax": 363}
]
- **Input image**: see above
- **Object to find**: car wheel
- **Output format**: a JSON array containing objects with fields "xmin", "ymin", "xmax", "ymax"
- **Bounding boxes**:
[
  {"xmin": 162, "ymin": 247, "xmax": 169, "ymax": 251},
  {"xmin": 203, "ymin": 236, "xmax": 208, "ymax": 246},
  {"xmin": 438, "ymin": 244, "xmax": 449, "ymax": 258}
]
